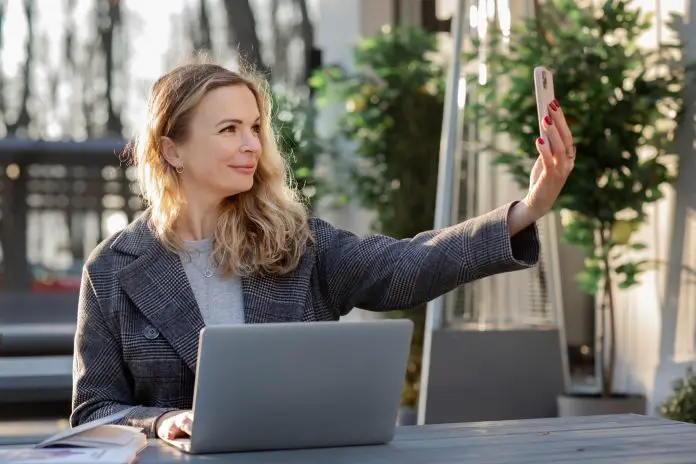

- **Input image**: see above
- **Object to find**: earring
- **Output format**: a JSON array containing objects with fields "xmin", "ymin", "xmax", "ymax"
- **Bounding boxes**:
[{"xmin": 176, "ymin": 165, "xmax": 184, "ymax": 174}]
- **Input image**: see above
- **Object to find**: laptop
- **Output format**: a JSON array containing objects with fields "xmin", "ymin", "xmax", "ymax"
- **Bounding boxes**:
[{"xmin": 162, "ymin": 319, "xmax": 414, "ymax": 454}]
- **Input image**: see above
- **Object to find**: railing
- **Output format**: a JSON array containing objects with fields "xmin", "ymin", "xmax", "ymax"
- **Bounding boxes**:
[{"xmin": 0, "ymin": 138, "xmax": 138, "ymax": 293}]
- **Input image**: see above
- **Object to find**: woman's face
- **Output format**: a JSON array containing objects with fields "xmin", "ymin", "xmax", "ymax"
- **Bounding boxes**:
[{"xmin": 165, "ymin": 84, "xmax": 263, "ymax": 205}]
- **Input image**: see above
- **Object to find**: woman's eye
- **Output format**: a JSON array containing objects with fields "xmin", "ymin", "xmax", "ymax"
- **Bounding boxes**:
[
  {"xmin": 252, "ymin": 124, "xmax": 261, "ymax": 135},
  {"xmin": 220, "ymin": 125, "xmax": 236, "ymax": 133}
]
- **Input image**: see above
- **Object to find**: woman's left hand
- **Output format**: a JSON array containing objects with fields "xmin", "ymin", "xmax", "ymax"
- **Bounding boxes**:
[
  {"xmin": 508, "ymin": 98, "xmax": 575, "ymax": 236},
  {"xmin": 527, "ymin": 98, "xmax": 575, "ymax": 216}
]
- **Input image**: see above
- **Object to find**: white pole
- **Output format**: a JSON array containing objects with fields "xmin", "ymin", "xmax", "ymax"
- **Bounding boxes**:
[{"xmin": 417, "ymin": 0, "xmax": 468, "ymax": 426}]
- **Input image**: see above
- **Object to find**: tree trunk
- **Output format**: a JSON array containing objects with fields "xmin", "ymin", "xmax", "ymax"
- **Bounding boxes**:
[
  {"xmin": 598, "ymin": 228, "xmax": 616, "ymax": 397},
  {"xmin": 294, "ymin": 0, "xmax": 315, "ymax": 81},
  {"xmin": 81, "ymin": 42, "xmax": 97, "ymax": 138},
  {"xmin": 222, "ymin": 0, "xmax": 269, "ymax": 75},
  {"xmin": 532, "ymin": 0, "xmax": 545, "ymax": 43},
  {"xmin": 271, "ymin": 0, "xmax": 287, "ymax": 79},
  {"xmin": 188, "ymin": 0, "xmax": 213, "ymax": 54},
  {"xmin": 7, "ymin": 0, "xmax": 34, "ymax": 135},
  {"xmin": 0, "ymin": 0, "xmax": 8, "ymax": 126},
  {"xmin": 98, "ymin": 0, "xmax": 123, "ymax": 136},
  {"xmin": 197, "ymin": 0, "xmax": 213, "ymax": 52}
]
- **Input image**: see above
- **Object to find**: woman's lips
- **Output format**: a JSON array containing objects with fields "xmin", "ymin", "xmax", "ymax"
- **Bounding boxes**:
[{"xmin": 229, "ymin": 164, "xmax": 256, "ymax": 174}]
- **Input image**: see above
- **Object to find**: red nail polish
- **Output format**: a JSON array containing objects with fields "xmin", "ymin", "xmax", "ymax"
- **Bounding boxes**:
[
  {"xmin": 553, "ymin": 98, "xmax": 560, "ymax": 108},
  {"xmin": 549, "ymin": 102, "xmax": 558, "ymax": 111},
  {"xmin": 544, "ymin": 115, "xmax": 552, "ymax": 125},
  {"xmin": 537, "ymin": 137, "xmax": 544, "ymax": 145}
]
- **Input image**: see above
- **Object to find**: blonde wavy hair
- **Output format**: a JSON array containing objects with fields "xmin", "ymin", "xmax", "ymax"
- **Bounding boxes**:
[{"xmin": 132, "ymin": 61, "xmax": 312, "ymax": 276}]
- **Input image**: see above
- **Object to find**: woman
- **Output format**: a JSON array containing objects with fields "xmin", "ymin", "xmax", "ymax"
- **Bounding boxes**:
[{"xmin": 71, "ymin": 61, "xmax": 576, "ymax": 440}]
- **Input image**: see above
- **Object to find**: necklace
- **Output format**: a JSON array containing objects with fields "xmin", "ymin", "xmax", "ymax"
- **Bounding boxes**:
[
  {"xmin": 203, "ymin": 260, "xmax": 214, "ymax": 278},
  {"xmin": 200, "ymin": 254, "xmax": 216, "ymax": 278},
  {"xmin": 187, "ymin": 248, "xmax": 216, "ymax": 278}
]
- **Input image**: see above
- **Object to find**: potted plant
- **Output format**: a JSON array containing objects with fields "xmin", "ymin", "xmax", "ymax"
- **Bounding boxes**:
[
  {"xmin": 659, "ymin": 365, "xmax": 696, "ymax": 423},
  {"xmin": 309, "ymin": 25, "xmax": 446, "ymax": 423},
  {"xmin": 465, "ymin": 0, "xmax": 690, "ymax": 414}
]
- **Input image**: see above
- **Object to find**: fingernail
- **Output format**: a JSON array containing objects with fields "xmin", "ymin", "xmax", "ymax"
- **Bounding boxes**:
[
  {"xmin": 549, "ymin": 102, "xmax": 558, "ymax": 111},
  {"xmin": 544, "ymin": 115, "xmax": 553, "ymax": 125},
  {"xmin": 553, "ymin": 98, "xmax": 560, "ymax": 108},
  {"xmin": 537, "ymin": 137, "xmax": 544, "ymax": 145}
]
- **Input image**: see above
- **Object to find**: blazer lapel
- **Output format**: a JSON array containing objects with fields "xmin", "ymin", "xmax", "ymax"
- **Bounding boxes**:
[
  {"xmin": 113, "ymin": 212, "xmax": 204, "ymax": 373},
  {"xmin": 110, "ymin": 209, "xmax": 316, "ymax": 371}
]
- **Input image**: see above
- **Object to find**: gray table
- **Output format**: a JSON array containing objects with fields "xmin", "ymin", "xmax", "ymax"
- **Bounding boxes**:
[{"xmin": 4, "ymin": 414, "xmax": 696, "ymax": 463}]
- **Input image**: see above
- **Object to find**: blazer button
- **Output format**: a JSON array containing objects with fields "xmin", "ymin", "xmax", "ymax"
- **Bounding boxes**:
[{"xmin": 143, "ymin": 325, "xmax": 160, "ymax": 340}]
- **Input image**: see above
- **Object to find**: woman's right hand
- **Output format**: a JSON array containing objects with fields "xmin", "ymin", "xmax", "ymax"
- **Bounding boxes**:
[{"xmin": 156, "ymin": 410, "xmax": 194, "ymax": 440}]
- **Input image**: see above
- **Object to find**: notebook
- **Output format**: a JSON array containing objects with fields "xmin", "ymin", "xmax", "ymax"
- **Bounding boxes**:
[{"xmin": 0, "ymin": 407, "xmax": 146, "ymax": 464}]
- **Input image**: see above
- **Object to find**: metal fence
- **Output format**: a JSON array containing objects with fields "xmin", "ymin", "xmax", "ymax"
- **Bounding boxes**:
[{"xmin": 0, "ymin": 138, "xmax": 139, "ymax": 293}]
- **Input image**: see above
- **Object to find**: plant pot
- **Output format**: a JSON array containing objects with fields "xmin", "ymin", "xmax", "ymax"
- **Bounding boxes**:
[
  {"xmin": 557, "ymin": 393, "xmax": 646, "ymax": 417},
  {"xmin": 397, "ymin": 406, "xmax": 417, "ymax": 426}
]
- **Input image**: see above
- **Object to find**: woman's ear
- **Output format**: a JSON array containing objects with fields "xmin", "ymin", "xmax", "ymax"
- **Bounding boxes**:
[{"xmin": 161, "ymin": 136, "xmax": 183, "ymax": 170}]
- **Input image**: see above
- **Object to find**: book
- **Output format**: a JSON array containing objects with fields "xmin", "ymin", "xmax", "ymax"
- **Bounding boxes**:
[
  {"xmin": 0, "ymin": 407, "xmax": 147, "ymax": 464},
  {"xmin": 0, "ymin": 448, "xmax": 140, "ymax": 464},
  {"xmin": 36, "ymin": 423, "xmax": 146, "ymax": 450},
  {"xmin": 36, "ymin": 406, "xmax": 146, "ymax": 451}
]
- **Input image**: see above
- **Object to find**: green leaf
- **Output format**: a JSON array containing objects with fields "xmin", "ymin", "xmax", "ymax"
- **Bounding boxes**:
[
  {"xmin": 465, "ymin": 0, "xmax": 691, "ymax": 298},
  {"xmin": 659, "ymin": 365, "xmax": 696, "ymax": 423}
]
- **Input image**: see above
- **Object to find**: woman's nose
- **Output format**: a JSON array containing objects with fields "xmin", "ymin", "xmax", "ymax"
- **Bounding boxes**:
[{"xmin": 242, "ymin": 131, "xmax": 261, "ymax": 153}]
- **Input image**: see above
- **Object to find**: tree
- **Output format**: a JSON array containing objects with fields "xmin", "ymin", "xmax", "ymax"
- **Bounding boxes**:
[
  {"xmin": 187, "ymin": 0, "xmax": 213, "ymax": 54},
  {"xmin": 466, "ymin": 0, "xmax": 691, "ymax": 397},
  {"xmin": 95, "ymin": 0, "xmax": 125, "ymax": 137},
  {"xmin": 6, "ymin": 0, "xmax": 34, "ymax": 136},
  {"xmin": 222, "ymin": 0, "xmax": 269, "ymax": 75}
]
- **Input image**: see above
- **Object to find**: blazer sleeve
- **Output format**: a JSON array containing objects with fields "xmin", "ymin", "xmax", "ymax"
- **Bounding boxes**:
[
  {"xmin": 313, "ymin": 201, "xmax": 540, "ymax": 315},
  {"xmin": 70, "ymin": 267, "xmax": 177, "ymax": 438}
]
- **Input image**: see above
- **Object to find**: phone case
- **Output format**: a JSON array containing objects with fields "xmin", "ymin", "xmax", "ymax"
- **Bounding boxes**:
[{"xmin": 534, "ymin": 66, "xmax": 556, "ymax": 145}]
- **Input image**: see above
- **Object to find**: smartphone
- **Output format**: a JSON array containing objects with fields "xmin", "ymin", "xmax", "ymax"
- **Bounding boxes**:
[{"xmin": 533, "ymin": 66, "xmax": 556, "ymax": 145}]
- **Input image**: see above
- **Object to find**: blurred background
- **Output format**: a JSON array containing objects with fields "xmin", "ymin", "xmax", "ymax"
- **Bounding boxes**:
[{"xmin": 2, "ymin": 0, "xmax": 696, "ymax": 435}]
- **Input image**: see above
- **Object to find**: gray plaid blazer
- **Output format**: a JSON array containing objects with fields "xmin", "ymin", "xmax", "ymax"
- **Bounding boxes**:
[{"xmin": 71, "ymin": 202, "xmax": 539, "ymax": 437}]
